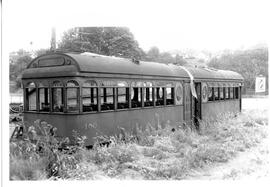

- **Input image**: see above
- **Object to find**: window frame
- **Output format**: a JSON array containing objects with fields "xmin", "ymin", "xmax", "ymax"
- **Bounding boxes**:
[
  {"xmin": 38, "ymin": 82, "xmax": 50, "ymax": 112},
  {"xmin": 235, "ymin": 87, "xmax": 239, "ymax": 99},
  {"xmin": 165, "ymin": 85, "xmax": 175, "ymax": 106},
  {"xmin": 155, "ymin": 87, "xmax": 165, "ymax": 106},
  {"xmin": 116, "ymin": 81, "xmax": 129, "ymax": 110},
  {"xmin": 51, "ymin": 80, "xmax": 64, "ymax": 113},
  {"xmin": 220, "ymin": 87, "xmax": 225, "ymax": 100},
  {"xmin": 82, "ymin": 80, "xmax": 98, "ymax": 113},
  {"xmin": 66, "ymin": 80, "xmax": 80, "ymax": 113},
  {"xmin": 25, "ymin": 82, "xmax": 37, "ymax": 111},
  {"xmin": 214, "ymin": 87, "xmax": 219, "ymax": 101},
  {"xmin": 207, "ymin": 87, "xmax": 214, "ymax": 102},
  {"xmin": 225, "ymin": 87, "xmax": 229, "ymax": 100},
  {"xmin": 143, "ymin": 82, "xmax": 154, "ymax": 108},
  {"xmin": 131, "ymin": 82, "xmax": 143, "ymax": 109},
  {"xmin": 100, "ymin": 86, "xmax": 115, "ymax": 111},
  {"xmin": 230, "ymin": 87, "xmax": 234, "ymax": 99}
]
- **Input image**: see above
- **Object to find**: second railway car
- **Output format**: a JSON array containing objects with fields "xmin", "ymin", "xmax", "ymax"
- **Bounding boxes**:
[{"xmin": 21, "ymin": 52, "xmax": 244, "ymax": 145}]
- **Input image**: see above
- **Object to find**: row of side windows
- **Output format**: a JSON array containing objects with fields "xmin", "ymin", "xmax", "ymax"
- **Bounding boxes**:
[
  {"xmin": 25, "ymin": 81, "xmax": 80, "ymax": 112},
  {"xmin": 24, "ymin": 80, "xmax": 176, "ymax": 113},
  {"xmin": 208, "ymin": 87, "xmax": 239, "ymax": 102},
  {"xmin": 82, "ymin": 87, "xmax": 175, "ymax": 112}
]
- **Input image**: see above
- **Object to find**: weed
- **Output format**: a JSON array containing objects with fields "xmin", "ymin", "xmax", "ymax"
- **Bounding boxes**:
[{"xmin": 9, "ymin": 108, "xmax": 268, "ymax": 180}]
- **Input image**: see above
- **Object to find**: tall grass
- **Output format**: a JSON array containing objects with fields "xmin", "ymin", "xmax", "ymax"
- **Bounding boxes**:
[{"xmin": 10, "ymin": 109, "xmax": 268, "ymax": 180}]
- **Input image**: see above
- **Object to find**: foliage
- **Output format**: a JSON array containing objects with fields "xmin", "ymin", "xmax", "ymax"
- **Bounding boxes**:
[
  {"xmin": 10, "ymin": 109, "xmax": 268, "ymax": 180},
  {"xmin": 208, "ymin": 47, "xmax": 268, "ymax": 91},
  {"xmin": 10, "ymin": 120, "xmax": 86, "ymax": 180},
  {"xmin": 34, "ymin": 48, "xmax": 51, "ymax": 57},
  {"xmin": 9, "ymin": 50, "xmax": 33, "ymax": 92},
  {"xmin": 78, "ymin": 110, "xmax": 268, "ymax": 179},
  {"xmin": 9, "ymin": 48, "xmax": 51, "ymax": 92},
  {"xmin": 145, "ymin": 46, "xmax": 187, "ymax": 65},
  {"xmin": 58, "ymin": 27, "xmax": 145, "ymax": 60}
]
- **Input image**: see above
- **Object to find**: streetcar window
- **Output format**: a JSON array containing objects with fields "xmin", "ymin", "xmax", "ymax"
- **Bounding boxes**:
[
  {"xmin": 117, "ymin": 81, "xmax": 129, "ymax": 109},
  {"xmin": 39, "ymin": 83, "xmax": 50, "ymax": 112},
  {"xmin": 230, "ymin": 87, "xmax": 234, "ymax": 99},
  {"xmin": 82, "ymin": 80, "xmax": 98, "ymax": 112},
  {"xmin": 214, "ymin": 87, "xmax": 219, "ymax": 100},
  {"xmin": 52, "ymin": 81, "xmax": 64, "ymax": 112},
  {"xmin": 166, "ymin": 87, "xmax": 174, "ymax": 105},
  {"xmin": 101, "ymin": 87, "xmax": 115, "ymax": 111},
  {"xmin": 220, "ymin": 87, "xmax": 224, "ymax": 100},
  {"xmin": 225, "ymin": 87, "xmax": 229, "ymax": 99},
  {"xmin": 156, "ymin": 87, "xmax": 165, "ymax": 106},
  {"xmin": 131, "ymin": 87, "xmax": 142, "ymax": 108},
  {"xmin": 144, "ymin": 82, "xmax": 154, "ymax": 107},
  {"xmin": 235, "ymin": 87, "xmax": 239, "ymax": 99},
  {"xmin": 25, "ymin": 82, "xmax": 37, "ymax": 111},
  {"xmin": 66, "ymin": 80, "xmax": 79, "ymax": 112},
  {"xmin": 208, "ymin": 87, "xmax": 214, "ymax": 101}
]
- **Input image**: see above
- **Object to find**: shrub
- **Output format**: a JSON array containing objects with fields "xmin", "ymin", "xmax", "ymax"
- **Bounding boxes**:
[
  {"xmin": 93, "ymin": 143, "xmax": 139, "ymax": 164},
  {"xmin": 10, "ymin": 120, "xmax": 88, "ymax": 180},
  {"xmin": 9, "ymin": 109, "xmax": 268, "ymax": 180}
]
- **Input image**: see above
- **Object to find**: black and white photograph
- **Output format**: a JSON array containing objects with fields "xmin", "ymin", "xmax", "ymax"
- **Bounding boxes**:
[{"xmin": 1, "ymin": 0, "xmax": 269, "ymax": 185}]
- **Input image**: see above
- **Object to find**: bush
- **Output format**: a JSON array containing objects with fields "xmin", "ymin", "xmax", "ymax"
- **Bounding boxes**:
[
  {"xmin": 10, "ymin": 154, "xmax": 48, "ymax": 180},
  {"xmin": 9, "ymin": 109, "xmax": 268, "ymax": 180},
  {"xmin": 10, "ymin": 120, "xmax": 87, "ymax": 180}
]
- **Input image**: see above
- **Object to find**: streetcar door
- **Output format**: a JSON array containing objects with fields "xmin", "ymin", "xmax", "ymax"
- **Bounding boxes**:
[
  {"xmin": 183, "ymin": 83, "xmax": 192, "ymax": 126},
  {"xmin": 239, "ymin": 86, "xmax": 242, "ymax": 112},
  {"xmin": 193, "ymin": 83, "xmax": 202, "ymax": 129}
]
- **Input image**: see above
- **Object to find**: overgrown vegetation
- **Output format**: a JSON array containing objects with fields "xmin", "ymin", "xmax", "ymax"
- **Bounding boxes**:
[{"xmin": 10, "ymin": 109, "xmax": 268, "ymax": 180}]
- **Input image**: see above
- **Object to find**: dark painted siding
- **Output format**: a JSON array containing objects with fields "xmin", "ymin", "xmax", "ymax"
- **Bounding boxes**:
[
  {"xmin": 202, "ymin": 100, "xmax": 240, "ymax": 120},
  {"xmin": 23, "ymin": 106, "xmax": 184, "ymax": 145}
]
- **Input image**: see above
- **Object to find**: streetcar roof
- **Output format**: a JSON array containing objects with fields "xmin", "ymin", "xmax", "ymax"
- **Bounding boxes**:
[
  {"xmin": 22, "ymin": 52, "xmax": 244, "ymax": 81},
  {"xmin": 186, "ymin": 67, "xmax": 244, "ymax": 81}
]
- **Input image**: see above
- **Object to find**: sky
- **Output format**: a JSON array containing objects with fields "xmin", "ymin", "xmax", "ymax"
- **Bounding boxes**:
[{"xmin": 4, "ymin": 0, "xmax": 269, "ymax": 53}]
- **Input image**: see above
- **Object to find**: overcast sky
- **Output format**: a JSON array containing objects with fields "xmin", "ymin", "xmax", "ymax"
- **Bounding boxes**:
[{"xmin": 4, "ymin": 0, "xmax": 269, "ymax": 53}]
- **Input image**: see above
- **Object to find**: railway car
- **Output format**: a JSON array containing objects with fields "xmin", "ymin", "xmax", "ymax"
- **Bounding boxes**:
[{"xmin": 21, "ymin": 52, "xmax": 244, "ymax": 146}]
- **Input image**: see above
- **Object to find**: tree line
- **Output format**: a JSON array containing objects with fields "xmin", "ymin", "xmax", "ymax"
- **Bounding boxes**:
[
  {"xmin": 10, "ymin": 27, "xmax": 268, "ymax": 94},
  {"xmin": 57, "ymin": 27, "xmax": 187, "ymax": 65},
  {"xmin": 208, "ymin": 47, "xmax": 268, "ymax": 93}
]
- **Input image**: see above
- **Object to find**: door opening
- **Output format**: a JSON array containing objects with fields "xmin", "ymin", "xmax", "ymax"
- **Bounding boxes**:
[
  {"xmin": 183, "ymin": 83, "xmax": 192, "ymax": 126},
  {"xmin": 193, "ymin": 83, "xmax": 202, "ymax": 130}
]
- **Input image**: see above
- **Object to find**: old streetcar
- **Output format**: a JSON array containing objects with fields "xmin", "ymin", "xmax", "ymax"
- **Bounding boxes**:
[{"xmin": 21, "ymin": 52, "xmax": 244, "ymax": 146}]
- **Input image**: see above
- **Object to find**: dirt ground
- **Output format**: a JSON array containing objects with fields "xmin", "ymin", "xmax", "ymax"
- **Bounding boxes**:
[{"xmin": 242, "ymin": 97, "xmax": 269, "ymax": 110}]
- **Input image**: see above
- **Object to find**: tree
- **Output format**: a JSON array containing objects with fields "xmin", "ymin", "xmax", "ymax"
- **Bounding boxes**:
[
  {"xmin": 58, "ymin": 27, "xmax": 145, "ymax": 59},
  {"xmin": 10, "ymin": 49, "xmax": 33, "ymax": 92},
  {"xmin": 34, "ymin": 48, "xmax": 50, "ymax": 58},
  {"xmin": 158, "ymin": 52, "xmax": 175, "ymax": 64},
  {"xmin": 175, "ymin": 54, "xmax": 187, "ymax": 66},
  {"xmin": 146, "ymin": 46, "xmax": 160, "ymax": 61},
  {"xmin": 146, "ymin": 46, "xmax": 188, "ymax": 65},
  {"xmin": 208, "ymin": 47, "xmax": 268, "ymax": 93}
]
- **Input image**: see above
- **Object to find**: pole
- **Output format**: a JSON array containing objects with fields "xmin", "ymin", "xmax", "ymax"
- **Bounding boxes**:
[{"xmin": 50, "ymin": 27, "xmax": 56, "ymax": 51}]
